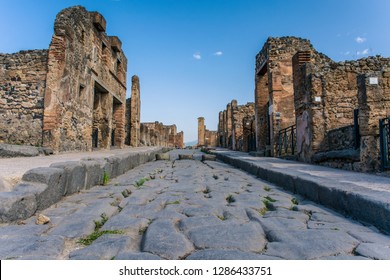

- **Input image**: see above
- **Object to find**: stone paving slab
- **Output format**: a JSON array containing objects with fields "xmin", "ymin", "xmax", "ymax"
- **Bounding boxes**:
[{"xmin": 213, "ymin": 149, "xmax": 390, "ymax": 233}]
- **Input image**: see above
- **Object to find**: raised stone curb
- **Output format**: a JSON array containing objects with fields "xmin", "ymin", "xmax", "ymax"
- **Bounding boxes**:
[
  {"xmin": 0, "ymin": 147, "xmax": 166, "ymax": 223},
  {"xmin": 0, "ymin": 144, "xmax": 40, "ymax": 158},
  {"xmin": 213, "ymin": 150, "xmax": 390, "ymax": 233}
]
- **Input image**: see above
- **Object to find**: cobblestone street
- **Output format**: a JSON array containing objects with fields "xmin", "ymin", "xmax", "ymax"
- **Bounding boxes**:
[{"xmin": 1, "ymin": 150, "xmax": 389, "ymax": 260}]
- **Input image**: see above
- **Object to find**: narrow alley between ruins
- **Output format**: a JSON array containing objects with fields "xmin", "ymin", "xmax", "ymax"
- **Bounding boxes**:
[{"xmin": 0, "ymin": 149, "xmax": 389, "ymax": 260}]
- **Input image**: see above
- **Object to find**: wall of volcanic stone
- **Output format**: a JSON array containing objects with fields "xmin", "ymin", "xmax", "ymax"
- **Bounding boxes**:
[{"xmin": 0, "ymin": 50, "xmax": 48, "ymax": 146}]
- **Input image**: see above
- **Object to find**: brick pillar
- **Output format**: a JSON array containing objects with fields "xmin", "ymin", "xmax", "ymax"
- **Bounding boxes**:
[
  {"xmin": 130, "ymin": 75, "xmax": 140, "ymax": 147},
  {"xmin": 358, "ymin": 71, "xmax": 390, "ymax": 172},
  {"xmin": 198, "ymin": 117, "xmax": 205, "ymax": 147}
]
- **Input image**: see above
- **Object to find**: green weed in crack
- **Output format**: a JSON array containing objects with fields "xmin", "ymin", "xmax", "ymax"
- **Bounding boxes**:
[
  {"xmin": 77, "ymin": 213, "xmax": 124, "ymax": 246},
  {"xmin": 226, "ymin": 194, "xmax": 236, "ymax": 204}
]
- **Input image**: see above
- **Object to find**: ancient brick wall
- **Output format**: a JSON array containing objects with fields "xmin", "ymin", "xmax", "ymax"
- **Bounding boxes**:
[
  {"xmin": 231, "ymin": 101, "xmax": 255, "ymax": 151},
  {"xmin": 255, "ymin": 37, "xmax": 317, "ymax": 156},
  {"xmin": 294, "ymin": 54, "xmax": 390, "ymax": 171},
  {"xmin": 140, "ymin": 122, "xmax": 183, "ymax": 148},
  {"xmin": 0, "ymin": 50, "xmax": 48, "ymax": 146},
  {"xmin": 43, "ymin": 6, "xmax": 127, "ymax": 152},
  {"xmin": 358, "ymin": 67, "xmax": 390, "ymax": 171}
]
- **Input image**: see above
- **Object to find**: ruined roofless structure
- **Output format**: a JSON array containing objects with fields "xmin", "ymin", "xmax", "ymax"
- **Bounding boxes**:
[
  {"xmin": 216, "ymin": 36, "xmax": 390, "ymax": 173},
  {"xmin": 0, "ymin": 6, "xmax": 184, "ymax": 152},
  {"xmin": 0, "ymin": 6, "xmax": 128, "ymax": 152}
]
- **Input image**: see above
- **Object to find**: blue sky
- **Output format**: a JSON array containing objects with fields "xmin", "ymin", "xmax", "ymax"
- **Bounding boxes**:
[{"xmin": 1, "ymin": 0, "xmax": 389, "ymax": 143}]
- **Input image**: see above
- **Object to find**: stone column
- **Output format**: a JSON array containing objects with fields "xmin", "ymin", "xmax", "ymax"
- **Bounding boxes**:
[
  {"xmin": 130, "ymin": 75, "xmax": 140, "ymax": 147},
  {"xmin": 358, "ymin": 71, "xmax": 390, "ymax": 172},
  {"xmin": 198, "ymin": 117, "xmax": 205, "ymax": 147},
  {"xmin": 226, "ymin": 104, "xmax": 232, "ymax": 149},
  {"xmin": 218, "ymin": 111, "xmax": 223, "ymax": 147},
  {"xmin": 231, "ymin": 100, "xmax": 239, "ymax": 150}
]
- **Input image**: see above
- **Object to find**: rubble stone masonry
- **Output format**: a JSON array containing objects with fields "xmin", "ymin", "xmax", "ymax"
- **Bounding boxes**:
[
  {"xmin": 294, "ymin": 51, "xmax": 390, "ymax": 171},
  {"xmin": 140, "ymin": 122, "xmax": 184, "ymax": 148},
  {"xmin": 0, "ymin": 50, "xmax": 48, "ymax": 146},
  {"xmin": 43, "ymin": 6, "xmax": 127, "ymax": 152}
]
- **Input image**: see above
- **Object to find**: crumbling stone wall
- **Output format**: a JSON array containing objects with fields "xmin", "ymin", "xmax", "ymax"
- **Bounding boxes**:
[
  {"xmin": 217, "ymin": 100, "xmax": 255, "ymax": 152},
  {"xmin": 43, "ymin": 6, "xmax": 127, "ymax": 152},
  {"xmin": 231, "ymin": 101, "xmax": 255, "ymax": 151},
  {"xmin": 358, "ymin": 68, "xmax": 390, "ymax": 171},
  {"xmin": 0, "ymin": 50, "xmax": 48, "ymax": 146},
  {"xmin": 140, "ymin": 122, "xmax": 183, "ymax": 148},
  {"xmin": 294, "ymin": 52, "xmax": 390, "ymax": 171},
  {"xmin": 197, "ymin": 116, "xmax": 217, "ymax": 148}
]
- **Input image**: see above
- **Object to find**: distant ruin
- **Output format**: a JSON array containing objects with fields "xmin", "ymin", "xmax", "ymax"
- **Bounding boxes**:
[
  {"xmin": 197, "ymin": 117, "xmax": 217, "ymax": 148},
  {"xmin": 0, "ymin": 6, "xmax": 184, "ymax": 153},
  {"xmin": 217, "ymin": 100, "xmax": 255, "ymax": 152}
]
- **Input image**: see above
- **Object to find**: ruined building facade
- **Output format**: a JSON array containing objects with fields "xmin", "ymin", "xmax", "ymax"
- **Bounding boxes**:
[
  {"xmin": 293, "ymin": 51, "xmax": 390, "ymax": 172},
  {"xmin": 197, "ymin": 117, "xmax": 217, "ymax": 148},
  {"xmin": 140, "ymin": 122, "xmax": 184, "ymax": 148},
  {"xmin": 217, "ymin": 36, "xmax": 389, "ymax": 172},
  {"xmin": 0, "ymin": 6, "xmax": 184, "ymax": 153},
  {"xmin": 1, "ymin": 6, "xmax": 127, "ymax": 152},
  {"xmin": 217, "ymin": 100, "xmax": 255, "ymax": 152}
]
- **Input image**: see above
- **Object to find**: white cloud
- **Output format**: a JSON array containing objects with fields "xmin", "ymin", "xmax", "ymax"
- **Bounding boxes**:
[
  {"xmin": 357, "ymin": 49, "xmax": 369, "ymax": 55},
  {"xmin": 355, "ymin": 36, "xmax": 367, "ymax": 43},
  {"xmin": 344, "ymin": 51, "xmax": 351, "ymax": 55},
  {"xmin": 193, "ymin": 52, "xmax": 201, "ymax": 60},
  {"xmin": 213, "ymin": 51, "xmax": 223, "ymax": 56}
]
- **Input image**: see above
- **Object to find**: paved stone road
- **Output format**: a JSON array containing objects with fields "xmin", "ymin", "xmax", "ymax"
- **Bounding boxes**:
[{"xmin": 1, "ymin": 150, "xmax": 389, "ymax": 260}]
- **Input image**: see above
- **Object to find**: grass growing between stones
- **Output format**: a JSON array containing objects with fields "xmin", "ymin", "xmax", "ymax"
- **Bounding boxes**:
[
  {"xmin": 262, "ymin": 199, "xmax": 275, "ymax": 211},
  {"xmin": 217, "ymin": 215, "xmax": 226, "ymax": 221},
  {"xmin": 291, "ymin": 197, "xmax": 299, "ymax": 205},
  {"xmin": 263, "ymin": 186, "xmax": 271, "ymax": 192},
  {"xmin": 166, "ymin": 200, "xmax": 180, "ymax": 205},
  {"xmin": 264, "ymin": 196, "xmax": 277, "ymax": 202},
  {"xmin": 226, "ymin": 194, "xmax": 236, "ymax": 204},
  {"xmin": 102, "ymin": 171, "xmax": 109, "ymax": 186},
  {"xmin": 134, "ymin": 177, "xmax": 150, "ymax": 188},
  {"xmin": 77, "ymin": 214, "xmax": 124, "ymax": 246}
]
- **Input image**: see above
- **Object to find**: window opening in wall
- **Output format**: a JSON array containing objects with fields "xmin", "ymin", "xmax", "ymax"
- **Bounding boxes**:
[
  {"xmin": 115, "ymin": 59, "xmax": 121, "ymax": 76},
  {"xmin": 79, "ymin": 84, "xmax": 85, "ymax": 98}
]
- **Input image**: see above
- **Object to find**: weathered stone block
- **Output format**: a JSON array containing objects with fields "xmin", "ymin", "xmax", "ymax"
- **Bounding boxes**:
[
  {"xmin": 22, "ymin": 167, "xmax": 65, "ymax": 210},
  {"xmin": 156, "ymin": 153, "xmax": 170, "ymax": 160},
  {"xmin": 0, "ymin": 144, "xmax": 40, "ymax": 158},
  {"xmin": 178, "ymin": 154, "xmax": 194, "ymax": 160},
  {"xmin": 81, "ymin": 159, "xmax": 105, "ymax": 189},
  {"xmin": 50, "ymin": 161, "xmax": 86, "ymax": 195},
  {"xmin": 0, "ymin": 190, "xmax": 37, "ymax": 222},
  {"xmin": 201, "ymin": 154, "xmax": 216, "ymax": 161}
]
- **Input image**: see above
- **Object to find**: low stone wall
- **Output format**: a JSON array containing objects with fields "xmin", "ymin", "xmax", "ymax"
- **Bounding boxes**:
[{"xmin": 0, "ymin": 148, "xmax": 166, "ymax": 222}]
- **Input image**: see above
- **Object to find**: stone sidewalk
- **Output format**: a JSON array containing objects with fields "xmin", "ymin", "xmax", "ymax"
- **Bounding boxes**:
[
  {"xmin": 212, "ymin": 149, "xmax": 390, "ymax": 233},
  {"xmin": 0, "ymin": 146, "xmax": 166, "ymax": 222},
  {"xmin": 0, "ymin": 146, "xmax": 162, "ymax": 192}
]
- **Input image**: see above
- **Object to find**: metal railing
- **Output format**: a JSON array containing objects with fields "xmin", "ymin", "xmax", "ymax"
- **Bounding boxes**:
[
  {"xmin": 380, "ymin": 117, "xmax": 390, "ymax": 171},
  {"xmin": 276, "ymin": 124, "xmax": 297, "ymax": 157}
]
